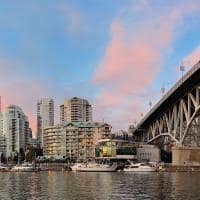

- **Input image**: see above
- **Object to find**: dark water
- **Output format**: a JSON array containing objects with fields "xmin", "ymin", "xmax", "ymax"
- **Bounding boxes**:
[{"xmin": 0, "ymin": 171, "xmax": 200, "ymax": 200}]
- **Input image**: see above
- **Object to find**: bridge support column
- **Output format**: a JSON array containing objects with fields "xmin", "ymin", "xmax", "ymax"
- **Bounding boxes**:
[{"xmin": 172, "ymin": 146, "xmax": 200, "ymax": 166}]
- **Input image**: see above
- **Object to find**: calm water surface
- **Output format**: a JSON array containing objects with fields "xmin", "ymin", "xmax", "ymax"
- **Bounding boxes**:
[{"xmin": 0, "ymin": 171, "xmax": 199, "ymax": 200}]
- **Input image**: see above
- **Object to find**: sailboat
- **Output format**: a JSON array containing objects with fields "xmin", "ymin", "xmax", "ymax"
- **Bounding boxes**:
[
  {"xmin": 11, "ymin": 152, "xmax": 40, "ymax": 172},
  {"xmin": 10, "ymin": 163, "xmax": 37, "ymax": 172}
]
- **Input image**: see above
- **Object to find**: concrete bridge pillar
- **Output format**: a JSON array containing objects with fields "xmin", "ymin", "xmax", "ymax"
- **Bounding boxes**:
[{"xmin": 172, "ymin": 146, "xmax": 200, "ymax": 165}]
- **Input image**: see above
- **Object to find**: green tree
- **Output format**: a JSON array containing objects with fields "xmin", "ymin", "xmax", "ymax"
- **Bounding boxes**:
[
  {"xmin": 35, "ymin": 147, "xmax": 43, "ymax": 157},
  {"xmin": 26, "ymin": 147, "xmax": 35, "ymax": 162},
  {"xmin": 25, "ymin": 147, "xmax": 43, "ymax": 162}
]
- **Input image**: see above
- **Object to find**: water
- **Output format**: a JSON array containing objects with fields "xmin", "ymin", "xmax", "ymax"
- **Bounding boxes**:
[{"xmin": 0, "ymin": 171, "xmax": 199, "ymax": 200}]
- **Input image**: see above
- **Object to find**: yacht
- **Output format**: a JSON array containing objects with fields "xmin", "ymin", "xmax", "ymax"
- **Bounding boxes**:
[
  {"xmin": 71, "ymin": 162, "xmax": 118, "ymax": 172},
  {"xmin": 123, "ymin": 161, "xmax": 157, "ymax": 172}
]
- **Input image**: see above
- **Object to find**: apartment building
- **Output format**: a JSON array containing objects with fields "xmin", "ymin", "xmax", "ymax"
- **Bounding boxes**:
[{"xmin": 43, "ymin": 122, "xmax": 112, "ymax": 160}]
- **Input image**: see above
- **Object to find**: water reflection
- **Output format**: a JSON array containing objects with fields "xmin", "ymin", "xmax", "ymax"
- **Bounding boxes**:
[{"xmin": 0, "ymin": 172, "xmax": 200, "ymax": 200}]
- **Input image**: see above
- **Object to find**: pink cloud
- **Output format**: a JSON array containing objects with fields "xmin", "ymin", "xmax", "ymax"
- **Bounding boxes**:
[
  {"xmin": 0, "ymin": 58, "xmax": 64, "ymax": 137},
  {"xmin": 0, "ymin": 80, "xmax": 47, "ymax": 136},
  {"xmin": 92, "ymin": 2, "xmax": 200, "ymax": 131}
]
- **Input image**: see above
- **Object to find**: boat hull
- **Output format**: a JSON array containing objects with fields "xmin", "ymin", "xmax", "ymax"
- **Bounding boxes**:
[
  {"xmin": 124, "ymin": 168, "xmax": 156, "ymax": 172},
  {"xmin": 10, "ymin": 168, "xmax": 38, "ymax": 172},
  {"xmin": 76, "ymin": 167, "xmax": 117, "ymax": 172}
]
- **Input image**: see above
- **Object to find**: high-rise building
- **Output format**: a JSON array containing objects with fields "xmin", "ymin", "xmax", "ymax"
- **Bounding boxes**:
[
  {"xmin": 37, "ymin": 98, "xmax": 54, "ymax": 147},
  {"xmin": 0, "ymin": 105, "xmax": 32, "ymax": 158},
  {"xmin": 60, "ymin": 97, "xmax": 92, "ymax": 124}
]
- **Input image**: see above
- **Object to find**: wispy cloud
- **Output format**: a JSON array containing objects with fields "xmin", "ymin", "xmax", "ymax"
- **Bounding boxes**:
[{"xmin": 92, "ymin": 1, "xmax": 200, "ymax": 130}]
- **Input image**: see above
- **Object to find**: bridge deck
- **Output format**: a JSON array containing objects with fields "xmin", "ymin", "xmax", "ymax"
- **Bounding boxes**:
[{"xmin": 134, "ymin": 60, "xmax": 200, "ymax": 132}]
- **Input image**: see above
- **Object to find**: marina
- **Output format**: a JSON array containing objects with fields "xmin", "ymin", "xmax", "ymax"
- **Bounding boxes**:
[
  {"xmin": 0, "ymin": 1, "xmax": 200, "ymax": 199},
  {"xmin": 2, "ymin": 160, "xmax": 200, "ymax": 173}
]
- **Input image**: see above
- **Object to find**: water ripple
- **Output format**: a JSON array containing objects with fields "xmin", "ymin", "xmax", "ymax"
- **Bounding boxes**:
[{"xmin": 0, "ymin": 171, "xmax": 200, "ymax": 200}]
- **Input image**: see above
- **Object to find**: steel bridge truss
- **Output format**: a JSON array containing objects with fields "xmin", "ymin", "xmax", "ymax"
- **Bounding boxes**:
[{"xmin": 146, "ymin": 85, "xmax": 200, "ymax": 146}]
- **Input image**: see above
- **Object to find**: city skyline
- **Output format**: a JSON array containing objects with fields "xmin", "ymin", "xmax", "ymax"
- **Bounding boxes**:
[{"xmin": 1, "ymin": 1, "xmax": 200, "ymax": 135}]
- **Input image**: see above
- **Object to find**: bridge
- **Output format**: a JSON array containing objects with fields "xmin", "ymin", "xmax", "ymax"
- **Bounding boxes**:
[{"xmin": 133, "ymin": 60, "xmax": 200, "ymax": 148}]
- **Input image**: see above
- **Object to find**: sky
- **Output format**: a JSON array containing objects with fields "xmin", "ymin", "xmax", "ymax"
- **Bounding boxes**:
[{"xmin": 0, "ymin": 0, "xmax": 200, "ymax": 136}]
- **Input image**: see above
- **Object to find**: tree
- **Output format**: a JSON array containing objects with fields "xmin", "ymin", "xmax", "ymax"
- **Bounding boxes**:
[
  {"xmin": 36, "ymin": 147, "xmax": 43, "ymax": 157},
  {"xmin": 25, "ymin": 146, "xmax": 43, "ymax": 162},
  {"xmin": 26, "ymin": 147, "xmax": 35, "ymax": 162}
]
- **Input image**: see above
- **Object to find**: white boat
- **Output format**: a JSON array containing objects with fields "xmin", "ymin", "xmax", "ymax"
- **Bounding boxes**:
[
  {"xmin": 10, "ymin": 163, "xmax": 38, "ymax": 172},
  {"xmin": 71, "ymin": 162, "xmax": 118, "ymax": 172},
  {"xmin": 124, "ymin": 162, "xmax": 157, "ymax": 172}
]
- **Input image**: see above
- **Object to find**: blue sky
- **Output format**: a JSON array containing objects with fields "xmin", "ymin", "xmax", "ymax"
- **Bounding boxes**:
[{"xmin": 0, "ymin": 0, "xmax": 200, "ymax": 135}]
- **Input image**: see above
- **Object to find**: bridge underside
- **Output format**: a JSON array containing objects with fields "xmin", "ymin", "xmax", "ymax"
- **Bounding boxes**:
[{"xmin": 143, "ymin": 85, "xmax": 200, "ymax": 147}]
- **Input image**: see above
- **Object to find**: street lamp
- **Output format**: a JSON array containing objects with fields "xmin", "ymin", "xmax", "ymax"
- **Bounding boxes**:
[
  {"xmin": 161, "ymin": 87, "xmax": 165, "ymax": 95},
  {"xmin": 149, "ymin": 101, "xmax": 152, "ymax": 109}
]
